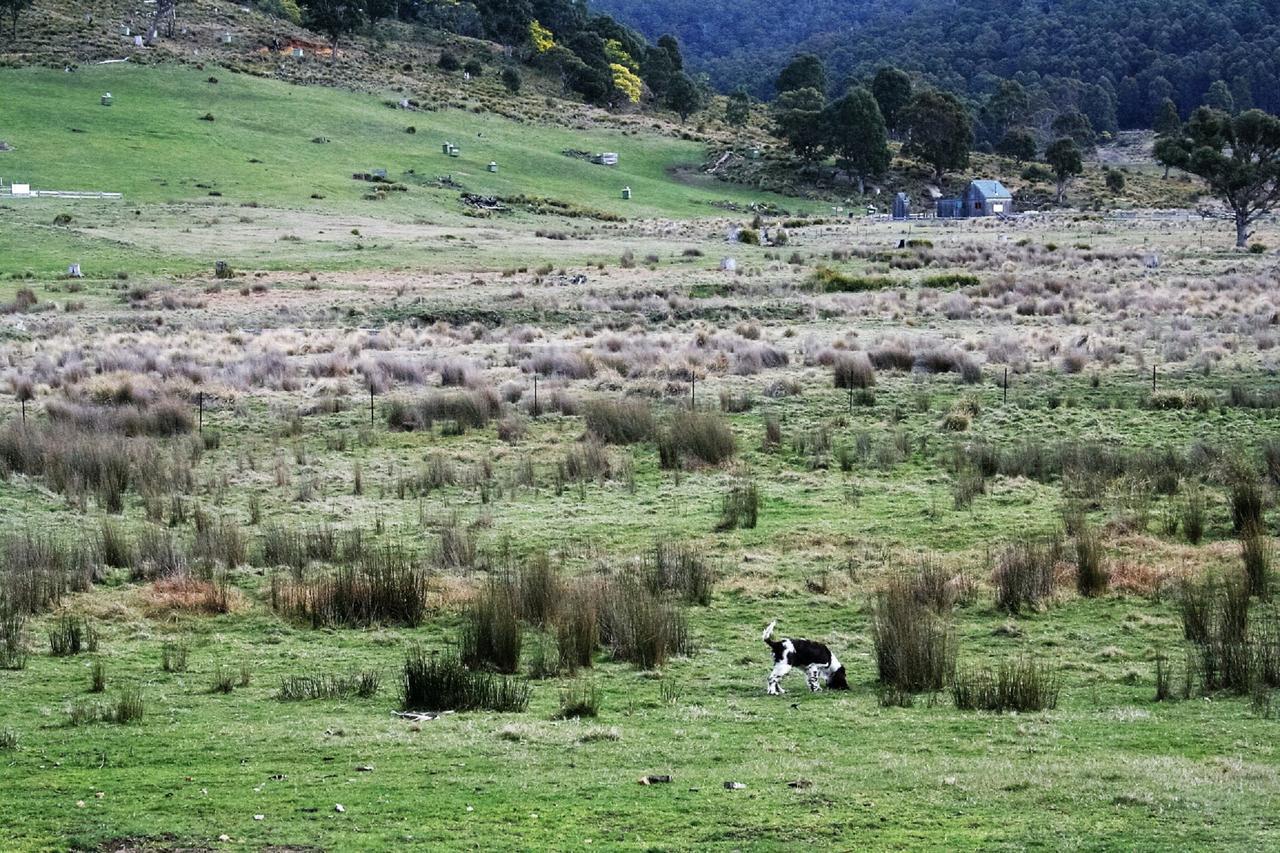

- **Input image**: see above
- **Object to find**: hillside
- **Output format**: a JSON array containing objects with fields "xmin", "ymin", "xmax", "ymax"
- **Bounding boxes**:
[{"xmin": 594, "ymin": 0, "xmax": 1280, "ymax": 126}]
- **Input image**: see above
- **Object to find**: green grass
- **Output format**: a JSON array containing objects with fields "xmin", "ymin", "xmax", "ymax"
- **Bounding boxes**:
[{"xmin": 0, "ymin": 65, "xmax": 812, "ymax": 251}]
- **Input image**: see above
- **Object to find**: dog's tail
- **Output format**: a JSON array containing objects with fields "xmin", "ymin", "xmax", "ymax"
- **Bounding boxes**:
[{"xmin": 762, "ymin": 620, "xmax": 777, "ymax": 642}]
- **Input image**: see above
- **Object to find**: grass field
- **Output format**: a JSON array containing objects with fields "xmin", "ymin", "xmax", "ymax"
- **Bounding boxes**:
[
  {"xmin": 3, "ymin": 59, "xmax": 1280, "ymax": 853},
  {"xmin": 0, "ymin": 64, "xmax": 821, "ymax": 280}
]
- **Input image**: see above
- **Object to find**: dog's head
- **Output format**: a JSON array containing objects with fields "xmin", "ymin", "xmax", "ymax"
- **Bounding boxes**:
[{"xmin": 827, "ymin": 665, "xmax": 849, "ymax": 690}]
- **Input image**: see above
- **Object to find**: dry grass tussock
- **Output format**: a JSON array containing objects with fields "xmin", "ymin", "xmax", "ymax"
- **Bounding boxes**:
[{"xmin": 141, "ymin": 575, "xmax": 249, "ymax": 616}]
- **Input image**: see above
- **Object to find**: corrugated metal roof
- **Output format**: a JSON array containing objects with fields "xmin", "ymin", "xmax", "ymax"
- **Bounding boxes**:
[{"xmin": 970, "ymin": 180, "xmax": 1012, "ymax": 198}]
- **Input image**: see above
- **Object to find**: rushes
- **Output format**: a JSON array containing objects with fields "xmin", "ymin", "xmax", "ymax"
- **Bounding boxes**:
[
  {"xmin": 460, "ymin": 578, "xmax": 523, "ymax": 674},
  {"xmin": 599, "ymin": 573, "xmax": 691, "ymax": 669},
  {"xmin": 582, "ymin": 399, "xmax": 653, "ymax": 444},
  {"xmin": 269, "ymin": 543, "xmax": 429, "ymax": 628},
  {"xmin": 48, "ymin": 615, "xmax": 97, "ymax": 656},
  {"xmin": 643, "ymin": 540, "xmax": 715, "ymax": 606},
  {"xmin": 715, "ymin": 480, "xmax": 760, "ymax": 532},
  {"xmin": 555, "ymin": 684, "xmax": 600, "ymax": 719},
  {"xmin": 1240, "ymin": 523, "xmax": 1273, "ymax": 599},
  {"xmin": 401, "ymin": 645, "xmax": 529, "ymax": 713},
  {"xmin": 68, "ymin": 688, "xmax": 144, "ymax": 725},
  {"xmin": 1074, "ymin": 523, "xmax": 1109, "ymax": 598},
  {"xmin": 277, "ymin": 670, "xmax": 381, "ymax": 701},
  {"xmin": 951, "ymin": 658, "xmax": 1061, "ymax": 712},
  {"xmin": 872, "ymin": 576, "xmax": 956, "ymax": 693},
  {"xmin": 994, "ymin": 537, "xmax": 1061, "ymax": 614},
  {"xmin": 657, "ymin": 411, "xmax": 736, "ymax": 468},
  {"xmin": 0, "ymin": 608, "xmax": 27, "ymax": 670}
]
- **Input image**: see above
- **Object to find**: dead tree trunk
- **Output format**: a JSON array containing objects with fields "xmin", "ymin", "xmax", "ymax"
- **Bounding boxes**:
[{"xmin": 147, "ymin": 0, "xmax": 177, "ymax": 44}]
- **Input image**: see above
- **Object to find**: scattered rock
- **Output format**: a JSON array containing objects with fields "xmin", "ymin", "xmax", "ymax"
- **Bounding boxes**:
[
  {"xmin": 253, "ymin": 814, "xmax": 264, "ymax": 821},
  {"xmin": 787, "ymin": 779, "xmax": 812, "ymax": 789},
  {"xmin": 355, "ymin": 764, "xmax": 374, "ymax": 772},
  {"xmin": 639, "ymin": 774, "xmax": 672, "ymax": 785},
  {"xmin": 723, "ymin": 781, "xmax": 746, "ymax": 790},
  {"xmin": 334, "ymin": 804, "xmax": 345, "ymax": 813}
]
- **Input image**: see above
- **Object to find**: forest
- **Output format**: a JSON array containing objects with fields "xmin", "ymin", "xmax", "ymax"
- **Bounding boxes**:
[{"xmin": 593, "ymin": 0, "xmax": 1280, "ymax": 127}]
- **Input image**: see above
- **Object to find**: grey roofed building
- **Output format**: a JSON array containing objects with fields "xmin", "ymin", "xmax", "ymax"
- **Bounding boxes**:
[
  {"xmin": 962, "ymin": 180, "xmax": 1014, "ymax": 216},
  {"xmin": 936, "ymin": 180, "xmax": 1014, "ymax": 218}
]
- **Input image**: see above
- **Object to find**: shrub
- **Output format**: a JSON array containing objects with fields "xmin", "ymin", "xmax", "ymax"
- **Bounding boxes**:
[
  {"xmin": 599, "ymin": 573, "xmax": 691, "ymax": 668},
  {"xmin": 555, "ymin": 684, "xmax": 600, "ymax": 719},
  {"xmin": 811, "ymin": 267, "xmax": 895, "ymax": 293},
  {"xmin": 582, "ymin": 399, "xmax": 653, "ymax": 444},
  {"xmin": 994, "ymin": 537, "xmax": 1061, "ymax": 613},
  {"xmin": 193, "ymin": 517, "xmax": 247, "ymax": 569},
  {"xmin": 0, "ymin": 729, "xmax": 15, "ymax": 750},
  {"xmin": 561, "ymin": 438, "xmax": 612, "ymax": 483},
  {"xmin": 133, "ymin": 526, "xmax": 188, "ymax": 580},
  {"xmin": 658, "ymin": 411, "xmax": 736, "ymax": 468},
  {"xmin": 277, "ymin": 670, "xmax": 381, "ymax": 701},
  {"xmin": 872, "ymin": 580, "xmax": 956, "ymax": 692},
  {"xmin": 832, "ymin": 352, "xmax": 875, "ymax": 390},
  {"xmin": 210, "ymin": 664, "xmax": 236, "ymax": 694},
  {"xmin": 1075, "ymin": 524, "xmax": 1109, "ymax": 597},
  {"xmin": 460, "ymin": 578, "xmax": 523, "ymax": 673},
  {"xmin": 401, "ymin": 646, "xmax": 529, "ymax": 713},
  {"xmin": 952, "ymin": 658, "xmax": 1061, "ymax": 712},
  {"xmin": 715, "ymin": 481, "xmax": 760, "ymax": 533},
  {"xmin": 737, "ymin": 228, "xmax": 759, "ymax": 245}
]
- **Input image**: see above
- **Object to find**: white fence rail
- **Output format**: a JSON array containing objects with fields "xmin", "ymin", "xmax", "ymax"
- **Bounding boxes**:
[{"xmin": 0, "ymin": 190, "xmax": 123, "ymax": 199}]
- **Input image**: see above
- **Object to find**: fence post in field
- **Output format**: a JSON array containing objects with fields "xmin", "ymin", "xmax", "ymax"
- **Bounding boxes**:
[
  {"xmin": 369, "ymin": 386, "xmax": 375, "ymax": 427},
  {"xmin": 198, "ymin": 391, "xmax": 203, "ymax": 434}
]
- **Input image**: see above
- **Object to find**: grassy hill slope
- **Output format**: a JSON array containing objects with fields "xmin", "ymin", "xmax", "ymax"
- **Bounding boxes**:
[{"xmin": 0, "ymin": 63, "xmax": 821, "ymax": 277}]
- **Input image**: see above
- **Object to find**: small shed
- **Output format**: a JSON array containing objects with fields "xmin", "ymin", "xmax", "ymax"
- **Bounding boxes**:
[
  {"xmin": 935, "ymin": 198, "xmax": 963, "ymax": 218},
  {"xmin": 892, "ymin": 192, "xmax": 910, "ymax": 220},
  {"xmin": 962, "ymin": 180, "xmax": 1013, "ymax": 216},
  {"xmin": 594, "ymin": 152, "xmax": 619, "ymax": 166}
]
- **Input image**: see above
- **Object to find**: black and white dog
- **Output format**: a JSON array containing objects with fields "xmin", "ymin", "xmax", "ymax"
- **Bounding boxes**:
[{"xmin": 761, "ymin": 620, "xmax": 848, "ymax": 694}]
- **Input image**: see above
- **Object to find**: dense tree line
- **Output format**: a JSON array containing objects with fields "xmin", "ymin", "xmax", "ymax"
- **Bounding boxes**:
[
  {"xmin": 593, "ymin": 0, "xmax": 1280, "ymax": 128},
  {"xmin": 353, "ymin": 0, "xmax": 704, "ymax": 113}
]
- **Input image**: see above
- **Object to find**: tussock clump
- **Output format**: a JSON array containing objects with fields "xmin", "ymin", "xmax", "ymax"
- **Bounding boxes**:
[
  {"xmin": 832, "ymin": 352, "xmax": 875, "ymax": 390},
  {"xmin": 644, "ymin": 540, "xmax": 715, "ymax": 605},
  {"xmin": 270, "ymin": 543, "xmax": 429, "ymax": 628},
  {"xmin": 952, "ymin": 658, "xmax": 1061, "ymax": 712},
  {"xmin": 582, "ymin": 398, "xmax": 654, "ymax": 444},
  {"xmin": 1075, "ymin": 523, "xmax": 1109, "ymax": 597},
  {"xmin": 555, "ymin": 684, "xmax": 600, "ymax": 719},
  {"xmin": 401, "ymin": 645, "xmax": 529, "ymax": 713},
  {"xmin": 0, "ymin": 608, "xmax": 27, "ymax": 670},
  {"xmin": 48, "ymin": 615, "xmax": 97, "ymax": 656},
  {"xmin": 599, "ymin": 572, "xmax": 691, "ymax": 668},
  {"xmin": 556, "ymin": 580, "xmax": 600, "ymax": 673},
  {"xmin": 994, "ymin": 537, "xmax": 1062, "ymax": 614},
  {"xmin": 385, "ymin": 389, "xmax": 499, "ymax": 432},
  {"xmin": 460, "ymin": 577, "xmax": 523, "ymax": 673},
  {"xmin": 872, "ymin": 577, "xmax": 956, "ymax": 693},
  {"xmin": 0, "ymin": 531, "xmax": 90, "ymax": 616},
  {"xmin": 715, "ymin": 480, "xmax": 760, "ymax": 533},
  {"xmin": 278, "ymin": 670, "xmax": 381, "ymax": 701},
  {"xmin": 657, "ymin": 411, "xmax": 736, "ymax": 468}
]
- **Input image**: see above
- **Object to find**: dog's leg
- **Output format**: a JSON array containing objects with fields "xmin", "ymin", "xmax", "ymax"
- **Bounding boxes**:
[
  {"xmin": 806, "ymin": 665, "xmax": 823, "ymax": 692},
  {"xmin": 767, "ymin": 661, "xmax": 791, "ymax": 695}
]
